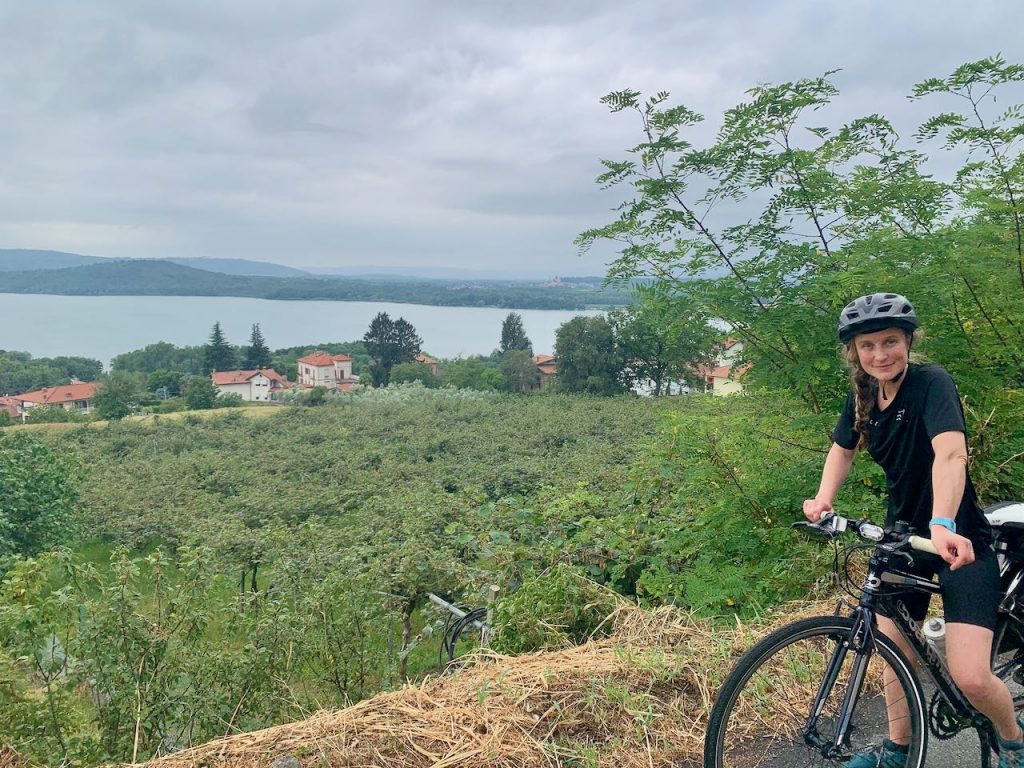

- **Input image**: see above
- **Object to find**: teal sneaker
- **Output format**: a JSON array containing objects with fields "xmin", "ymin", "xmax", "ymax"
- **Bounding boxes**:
[
  {"xmin": 844, "ymin": 738, "xmax": 908, "ymax": 768},
  {"xmin": 998, "ymin": 718, "xmax": 1024, "ymax": 768}
]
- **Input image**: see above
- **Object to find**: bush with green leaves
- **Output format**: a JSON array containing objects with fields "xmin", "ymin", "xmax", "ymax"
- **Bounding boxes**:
[
  {"xmin": 490, "ymin": 564, "xmax": 623, "ymax": 654},
  {"xmin": 0, "ymin": 546, "xmax": 404, "ymax": 766},
  {"xmin": 25, "ymin": 404, "xmax": 87, "ymax": 423},
  {"xmin": 0, "ymin": 432, "xmax": 79, "ymax": 572},
  {"xmin": 390, "ymin": 362, "xmax": 440, "ymax": 388}
]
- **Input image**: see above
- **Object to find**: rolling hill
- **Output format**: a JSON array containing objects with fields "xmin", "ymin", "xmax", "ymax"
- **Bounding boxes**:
[
  {"xmin": 0, "ymin": 258, "xmax": 631, "ymax": 309},
  {"xmin": 0, "ymin": 249, "xmax": 106, "ymax": 272}
]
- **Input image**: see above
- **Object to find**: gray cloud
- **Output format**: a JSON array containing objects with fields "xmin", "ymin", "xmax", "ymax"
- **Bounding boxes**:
[{"xmin": 0, "ymin": 1, "xmax": 1020, "ymax": 274}]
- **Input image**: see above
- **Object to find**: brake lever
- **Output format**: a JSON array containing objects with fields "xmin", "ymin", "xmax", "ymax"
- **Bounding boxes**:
[{"xmin": 791, "ymin": 513, "xmax": 844, "ymax": 538}]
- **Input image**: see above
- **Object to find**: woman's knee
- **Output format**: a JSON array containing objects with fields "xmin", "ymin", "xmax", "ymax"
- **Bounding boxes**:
[{"xmin": 946, "ymin": 622, "xmax": 996, "ymax": 700}]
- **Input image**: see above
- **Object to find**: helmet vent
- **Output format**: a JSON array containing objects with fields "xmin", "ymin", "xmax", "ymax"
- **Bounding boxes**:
[{"xmin": 837, "ymin": 292, "xmax": 919, "ymax": 342}]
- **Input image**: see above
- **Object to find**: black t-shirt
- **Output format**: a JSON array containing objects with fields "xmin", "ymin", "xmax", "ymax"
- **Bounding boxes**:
[{"xmin": 832, "ymin": 363, "xmax": 991, "ymax": 545}]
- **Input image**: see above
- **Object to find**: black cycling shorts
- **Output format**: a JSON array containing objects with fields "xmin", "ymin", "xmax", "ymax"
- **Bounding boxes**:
[{"xmin": 883, "ymin": 545, "xmax": 1000, "ymax": 631}]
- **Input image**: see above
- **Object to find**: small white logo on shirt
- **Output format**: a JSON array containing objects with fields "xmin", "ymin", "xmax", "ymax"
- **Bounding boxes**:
[{"xmin": 896, "ymin": 408, "xmax": 905, "ymax": 422}]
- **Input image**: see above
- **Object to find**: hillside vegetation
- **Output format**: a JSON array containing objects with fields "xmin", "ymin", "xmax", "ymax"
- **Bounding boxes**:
[{"xmin": 7, "ymin": 382, "xmax": 997, "ymax": 766}]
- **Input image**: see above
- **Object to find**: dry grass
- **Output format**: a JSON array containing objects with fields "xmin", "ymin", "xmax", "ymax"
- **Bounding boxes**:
[
  {"xmin": 6, "ymin": 404, "xmax": 279, "ymax": 432},
  {"xmin": 0, "ymin": 746, "xmax": 26, "ymax": 768},
  {"xmin": 129, "ymin": 600, "xmax": 848, "ymax": 768}
]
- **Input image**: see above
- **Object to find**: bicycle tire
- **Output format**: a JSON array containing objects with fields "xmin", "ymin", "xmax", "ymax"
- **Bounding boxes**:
[{"xmin": 704, "ymin": 615, "xmax": 927, "ymax": 768}]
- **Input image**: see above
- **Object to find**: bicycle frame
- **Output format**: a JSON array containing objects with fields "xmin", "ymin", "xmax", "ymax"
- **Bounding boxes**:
[{"xmin": 804, "ymin": 545, "xmax": 984, "ymax": 758}]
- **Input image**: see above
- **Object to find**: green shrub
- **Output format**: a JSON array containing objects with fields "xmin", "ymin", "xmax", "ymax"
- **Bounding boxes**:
[
  {"xmin": 158, "ymin": 397, "xmax": 186, "ymax": 413},
  {"xmin": 490, "ymin": 564, "xmax": 623, "ymax": 654}
]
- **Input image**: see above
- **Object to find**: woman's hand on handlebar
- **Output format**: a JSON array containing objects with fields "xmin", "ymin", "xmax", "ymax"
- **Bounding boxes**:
[
  {"xmin": 930, "ymin": 526, "xmax": 974, "ymax": 571},
  {"xmin": 803, "ymin": 498, "xmax": 833, "ymax": 523}
]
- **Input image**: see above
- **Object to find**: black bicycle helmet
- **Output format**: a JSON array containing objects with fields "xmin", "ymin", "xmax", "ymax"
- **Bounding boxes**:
[{"xmin": 837, "ymin": 292, "xmax": 919, "ymax": 343}]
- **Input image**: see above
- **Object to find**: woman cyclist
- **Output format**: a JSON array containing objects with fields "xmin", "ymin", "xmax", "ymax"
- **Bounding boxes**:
[{"xmin": 803, "ymin": 292, "xmax": 1024, "ymax": 768}]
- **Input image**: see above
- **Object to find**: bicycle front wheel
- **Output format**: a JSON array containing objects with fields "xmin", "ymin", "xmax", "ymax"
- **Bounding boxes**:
[{"xmin": 704, "ymin": 615, "xmax": 927, "ymax": 768}]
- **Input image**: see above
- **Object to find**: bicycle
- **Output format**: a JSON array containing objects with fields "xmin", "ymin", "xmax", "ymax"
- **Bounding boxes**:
[{"xmin": 703, "ymin": 502, "xmax": 1024, "ymax": 768}]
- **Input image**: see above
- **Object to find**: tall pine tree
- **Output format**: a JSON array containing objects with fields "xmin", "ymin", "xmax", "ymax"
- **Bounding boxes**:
[
  {"xmin": 204, "ymin": 321, "xmax": 237, "ymax": 373},
  {"xmin": 244, "ymin": 323, "xmax": 272, "ymax": 369},
  {"xmin": 500, "ymin": 312, "xmax": 532, "ymax": 353}
]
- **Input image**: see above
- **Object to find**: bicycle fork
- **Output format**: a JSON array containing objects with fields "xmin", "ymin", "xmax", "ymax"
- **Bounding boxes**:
[{"xmin": 802, "ymin": 608, "xmax": 876, "ymax": 758}]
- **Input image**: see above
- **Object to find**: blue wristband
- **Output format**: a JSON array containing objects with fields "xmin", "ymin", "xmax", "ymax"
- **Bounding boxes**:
[{"xmin": 929, "ymin": 517, "xmax": 956, "ymax": 534}]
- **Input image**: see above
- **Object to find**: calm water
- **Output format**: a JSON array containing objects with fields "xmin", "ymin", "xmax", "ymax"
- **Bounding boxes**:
[{"xmin": 0, "ymin": 294, "xmax": 599, "ymax": 368}]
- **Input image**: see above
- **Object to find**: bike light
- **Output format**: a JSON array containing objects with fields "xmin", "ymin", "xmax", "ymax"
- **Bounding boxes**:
[{"xmin": 860, "ymin": 523, "xmax": 884, "ymax": 541}]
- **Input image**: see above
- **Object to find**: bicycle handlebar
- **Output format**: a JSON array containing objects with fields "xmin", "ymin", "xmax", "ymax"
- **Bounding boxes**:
[
  {"xmin": 794, "ymin": 512, "xmax": 940, "ymax": 557},
  {"xmin": 907, "ymin": 535, "xmax": 940, "ymax": 557}
]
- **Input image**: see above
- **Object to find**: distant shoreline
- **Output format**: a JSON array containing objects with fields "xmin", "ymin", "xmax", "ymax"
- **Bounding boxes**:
[
  {"xmin": 0, "ymin": 258, "xmax": 632, "ymax": 311},
  {"xmin": 0, "ymin": 287, "xmax": 624, "ymax": 312}
]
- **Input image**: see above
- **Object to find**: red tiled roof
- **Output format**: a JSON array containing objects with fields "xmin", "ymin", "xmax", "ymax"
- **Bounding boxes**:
[
  {"xmin": 0, "ymin": 396, "xmax": 20, "ymax": 418},
  {"xmin": 297, "ymin": 352, "xmax": 353, "ymax": 366},
  {"xmin": 212, "ymin": 370, "xmax": 255, "ymax": 385},
  {"xmin": 414, "ymin": 353, "xmax": 437, "ymax": 364},
  {"xmin": 711, "ymin": 362, "xmax": 751, "ymax": 380},
  {"xmin": 261, "ymin": 369, "xmax": 287, "ymax": 384},
  {"xmin": 211, "ymin": 369, "xmax": 287, "ymax": 386},
  {"xmin": 14, "ymin": 381, "xmax": 99, "ymax": 405},
  {"xmin": 533, "ymin": 354, "xmax": 555, "ymax": 364}
]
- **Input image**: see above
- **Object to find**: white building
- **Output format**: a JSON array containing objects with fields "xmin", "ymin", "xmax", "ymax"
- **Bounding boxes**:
[
  {"xmin": 701, "ymin": 339, "xmax": 748, "ymax": 395},
  {"xmin": 296, "ymin": 351, "xmax": 359, "ymax": 391},
  {"xmin": 211, "ymin": 369, "xmax": 289, "ymax": 402}
]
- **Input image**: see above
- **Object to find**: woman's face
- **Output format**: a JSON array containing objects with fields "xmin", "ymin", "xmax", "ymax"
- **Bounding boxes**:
[{"xmin": 853, "ymin": 327, "xmax": 910, "ymax": 382}]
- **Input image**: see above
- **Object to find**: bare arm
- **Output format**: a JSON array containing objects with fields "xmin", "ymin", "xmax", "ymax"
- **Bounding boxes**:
[
  {"xmin": 928, "ymin": 430, "xmax": 974, "ymax": 569},
  {"xmin": 931, "ymin": 430, "xmax": 969, "ymax": 520},
  {"xmin": 803, "ymin": 442, "xmax": 856, "ymax": 521}
]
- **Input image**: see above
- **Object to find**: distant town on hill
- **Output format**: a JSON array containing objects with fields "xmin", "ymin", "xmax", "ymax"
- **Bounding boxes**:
[{"xmin": 0, "ymin": 250, "xmax": 633, "ymax": 310}]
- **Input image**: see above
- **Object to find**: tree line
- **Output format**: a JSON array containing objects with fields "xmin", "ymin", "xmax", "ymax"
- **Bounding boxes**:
[{"xmin": 4, "ymin": 302, "xmax": 723, "ymax": 425}]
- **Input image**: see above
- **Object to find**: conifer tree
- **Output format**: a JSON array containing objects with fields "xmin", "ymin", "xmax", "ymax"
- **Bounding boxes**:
[
  {"xmin": 244, "ymin": 324, "xmax": 272, "ymax": 369},
  {"xmin": 500, "ymin": 312, "xmax": 532, "ymax": 353},
  {"xmin": 204, "ymin": 321, "xmax": 236, "ymax": 373},
  {"xmin": 363, "ymin": 312, "xmax": 422, "ymax": 386}
]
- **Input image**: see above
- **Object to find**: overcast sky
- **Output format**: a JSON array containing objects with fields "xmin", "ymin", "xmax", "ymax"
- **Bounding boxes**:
[{"xmin": 0, "ymin": 1, "xmax": 1021, "ymax": 277}]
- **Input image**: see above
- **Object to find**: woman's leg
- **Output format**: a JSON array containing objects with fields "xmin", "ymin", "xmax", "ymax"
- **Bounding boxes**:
[
  {"xmin": 877, "ymin": 615, "xmax": 917, "ymax": 744},
  {"xmin": 945, "ymin": 622, "xmax": 1022, "ymax": 741}
]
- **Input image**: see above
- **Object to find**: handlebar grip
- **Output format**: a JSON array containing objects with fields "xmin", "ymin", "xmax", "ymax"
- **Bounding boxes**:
[{"xmin": 909, "ymin": 535, "xmax": 939, "ymax": 556}]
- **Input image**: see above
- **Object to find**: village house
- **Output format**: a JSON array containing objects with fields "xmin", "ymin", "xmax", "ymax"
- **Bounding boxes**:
[
  {"xmin": 530, "ymin": 354, "xmax": 557, "ymax": 391},
  {"xmin": 11, "ymin": 380, "xmax": 100, "ymax": 417},
  {"xmin": 0, "ymin": 396, "xmax": 21, "ymax": 420},
  {"xmin": 413, "ymin": 353, "xmax": 439, "ymax": 376},
  {"xmin": 296, "ymin": 351, "xmax": 360, "ymax": 392},
  {"xmin": 700, "ymin": 339, "xmax": 749, "ymax": 396},
  {"xmin": 211, "ymin": 369, "xmax": 289, "ymax": 402}
]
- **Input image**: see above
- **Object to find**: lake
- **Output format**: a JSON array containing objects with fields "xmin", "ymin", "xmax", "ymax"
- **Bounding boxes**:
[{"xmin": 0, "ymin": 293, "xmax": 600, "ymax": 367}]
